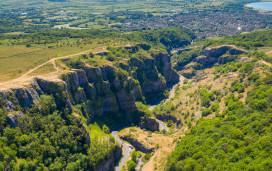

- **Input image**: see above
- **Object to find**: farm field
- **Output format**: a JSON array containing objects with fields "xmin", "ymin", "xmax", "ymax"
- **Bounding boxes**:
[{"xmin": 0, "ymin": 0, "xmax": 231, "ymax": 33}]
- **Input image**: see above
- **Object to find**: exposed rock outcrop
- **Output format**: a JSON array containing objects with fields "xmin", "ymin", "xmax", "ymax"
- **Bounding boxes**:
[
  {"xmin": 181, "ymin": 45, "xmax": 247, "ymax": 78},
  {"xmin": 180, "ymin": 68, "xmax": 196, "ymax": 79},
  {"xmin": 0, "ymin": 49, "xmax": 179, "ymax": 121},
  {"xmin": 6, "ymin": 111, "xmax": 24, "ymax": 127},
  {"xmin": 120, "ymin": 135, "xmax": 155, "ymax": 153},
  {"xmin": 129, "ymin": 51, "xmax": 179, "ymax": 102},
  {"xmin": 153, "ymin": 52, "xmax": 179, "ymax": 85},
  {"xmin": 202, "ymin": 45, "xmax": 247, "ymax": 58},
  {"xmin": 139, "ymin": 116, "xmax": 160, "ymax": 131},
  {"xmin": 155, "ymin": 114, "xmax": 181, "ymax": 127}
]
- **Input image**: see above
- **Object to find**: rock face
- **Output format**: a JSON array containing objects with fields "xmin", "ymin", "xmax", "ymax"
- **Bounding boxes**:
[
  {"xmin": 155, "ymin": 114, "xmax": 181, "ymax": 127},
  {"xmin": 6, "ymin": 111, "xmax": 24, "ymax": 127},
  {"xmin": 139, "ymin": 116, "xmax": 160, "ymax": 131},
  {"xmin": 0, "ymin": 51, "xmax": 179, "ymax": 123},
  {"xmin": 181, "ymin": 45, "xmax": 247, "ymax": 78},
  {"xmin": 120, "ymin": 135, "xmax": 155, "ymax": 153},
  {"xmin": 154, "ymin": 52, "xmax": 179, "ymax": 85},
  {"xmin": 202, "ymin": 45, "xmax": 247, "ymax": 58},
  {"xmin": 96, "ymin": 144, "xmax": 122, "ymax": 171},
  {"xmin": 129, "ymin": 51, "xmax": 179, "ymax": 102}
]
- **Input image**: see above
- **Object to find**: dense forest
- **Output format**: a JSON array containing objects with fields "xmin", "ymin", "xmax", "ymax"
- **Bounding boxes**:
[
  {"xmin": 125, "ymin": 27, "xmax": 196, "ymax": 51},
  {"xmin": 0, "ymin": 27, "xmax": 195, "ymax": 49},
  {"xmin": 0, "ymin": 94, "xmax": 117, "ymax": 170}
]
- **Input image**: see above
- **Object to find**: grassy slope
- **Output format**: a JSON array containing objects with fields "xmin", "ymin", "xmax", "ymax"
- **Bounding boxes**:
[{"xmin": 0, "ymin": 38, "xmax": 127, "ymax": 81}]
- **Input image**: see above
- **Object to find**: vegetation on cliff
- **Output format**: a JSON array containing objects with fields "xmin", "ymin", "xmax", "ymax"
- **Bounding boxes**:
[
  {"xmin": 167, "ymin": 72, "xmax": 272, "ymax": 170},
  {"xmin": 0, "ymin": 94, "xmax": 95, "ymax": 170},
  {"xmin": 160, "ymin": 30, "xmax": 272, "ymax": 170},
  {"xmin": 0, "ymin": 26, "xmax": 191, "ymax": 170}
]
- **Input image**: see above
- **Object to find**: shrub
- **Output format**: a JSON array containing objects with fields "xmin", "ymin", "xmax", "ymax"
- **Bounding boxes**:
[
  {"xmin": 211, "ymin": 103, "xmax": 219, "ymax": 112},
  {"xmin": 127, "ymin": 160, "xmax": 137, "ymax": 171},
  {"xmin": 102, "ymin": 125, "xmax": 110, "ymax": 134},
  {"xmin": 144, "ymin": 153, "xmax": 152, "ymax": 161},
  {"xmin": 89, "ymin": 52, "xmax": 94, "ymax": 58},
  {"xmin": 202, "ymin": 108, "xmax": 212, "ymax": 117},
  {"xmin": 167, "ymin": 120, "xmax": 174, "ymax": 127},
  {"xmin": 81, "ymin": 54, "xmax": 88, "ymax": 59}
]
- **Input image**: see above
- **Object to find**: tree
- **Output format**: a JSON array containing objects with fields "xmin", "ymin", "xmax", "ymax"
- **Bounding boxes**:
[
  {"xmin": 167, "ymin": 120, "xmax": 174, "ymax": 127},
  {"xmin": 202, "ymin": 108, "xmax": 212, "ymax": 117},
  {"xmin": 102, "ymin": 125, "xmax": 110, "ymax": 134},
  {"xmin": 81, "ymin": 54, "xmax": 88, "ymax": 59},
  {"xmin": 89, "ymin": 52, "xmax": 94, "ymax": 58},
  {"xmin": 127, "ymin": 160, "xmax": 137, "ymax": 171}
]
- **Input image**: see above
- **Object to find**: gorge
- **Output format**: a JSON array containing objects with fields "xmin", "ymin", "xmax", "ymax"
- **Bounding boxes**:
[{"xmin": 0, "ymin": 44, "xmax": 180, "ymax": 171}]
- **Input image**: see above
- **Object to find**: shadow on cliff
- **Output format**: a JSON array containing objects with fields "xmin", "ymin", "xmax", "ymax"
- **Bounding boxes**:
[{"xmin": 89, "ymin": 110, "xmax": 145, "ymax": 130}]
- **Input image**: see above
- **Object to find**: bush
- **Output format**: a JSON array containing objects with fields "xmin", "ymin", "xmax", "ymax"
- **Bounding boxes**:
[
  {"xmin": 201, "ymin": 97, "xmax": 211, "ymax": 107},
  {"xmin": 102, "ymin": 125, "xmax": 110, "ymax": 134},
  {"xmin": 144, "ymin": 153, "xmax": 152, "ymax": 161},
  {"xmin": 167, "ymin": 120, "xmax": 174, "ymax": 127},
  {"xmin": 211, "ymin": 103, "xmax": 219, "ymax": 112},
  {"xmin": 239, "ymin": 63, "xmax": 254, "ymax": 75},
  {"xmin": 81, "ymin": 54, "xmax": 88, "ymax": 59},
  {"xmin": 131, "ymin": 151, "xmax": 141, "ymax": 162},
  {"xmin": 89, "ymin": 52, "xmax": 94, "ymax": 58},
  {"xmin": 127, "ymin": 160, "xmax": 137, "ymax": 171},
  {"xmin": 202, "ymin": 108, "xmax": 212, "ymax": 117}
]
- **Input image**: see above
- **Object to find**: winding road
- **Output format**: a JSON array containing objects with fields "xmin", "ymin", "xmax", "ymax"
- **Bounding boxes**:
[
  {"xmin": 112, "ymin": 130, "xmax": 134, "ymax": 171},
  {"xmin": 112, "ymin": 75, "xmax": 185, "ymax": 170}
]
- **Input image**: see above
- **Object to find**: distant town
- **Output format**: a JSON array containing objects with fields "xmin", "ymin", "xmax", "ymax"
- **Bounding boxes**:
[{"xmin": 116, "ymin": 9, "xmax": 272, "ymax": 39}]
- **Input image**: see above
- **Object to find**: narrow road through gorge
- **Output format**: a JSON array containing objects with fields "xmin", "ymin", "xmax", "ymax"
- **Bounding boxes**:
[
  {"xmin": 112, "ymin": 74, "xmax": 184, "ymax": 170},
  {"xmin": 149, "ymin": 74, "xmax": 184, "ymax": 111},
  {"xmin": 112, "ymin": 130, "xmax": 134, "ymax": 171}
]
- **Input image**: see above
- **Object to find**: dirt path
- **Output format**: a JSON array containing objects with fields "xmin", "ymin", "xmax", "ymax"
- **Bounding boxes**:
[
  {"xmin": 0, "ymin": 43, "xmax": 136, "ymax": 88},
  {"xmin": 21, "ymin": 46, "xmax": 107, "ymax": 78},
  {"xmin": 261, "ymin": 60, "xmax": 272, "ymax": 66},
  {"xmin": 0, "ymin": 45, "xmax": 117, "ymax": 89},
  {"xmin": 266, "ymin": 50, "xmax": 272, "ymax": 54}
]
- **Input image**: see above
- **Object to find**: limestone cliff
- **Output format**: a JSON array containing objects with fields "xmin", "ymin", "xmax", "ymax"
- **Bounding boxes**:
[
  {"xmin": 129, "ymin": 51, "xmax": 179, "ymax": 102},
  {"xmin": 120, "ymin": 134, "xmax": 155, "ymax": 153},
  {"xmin": 202, "ymin": 45, "xmax": 247, "ymax": 58},
  {"xmin": 0, "ymin": 50, "xmax": 178, "ymax": 123},
  {"xmin": 139, "ymin": 116, "xmax": 160, "ymax": 131},
  {"xmin": 181, "ymin": 45, "xmax": 247, "ymax": 78}
]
